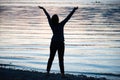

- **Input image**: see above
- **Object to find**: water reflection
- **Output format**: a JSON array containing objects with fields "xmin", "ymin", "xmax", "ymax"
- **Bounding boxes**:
[{"xmin": 0, "ymin": 5, "xmax": 120, "ymax": 74}]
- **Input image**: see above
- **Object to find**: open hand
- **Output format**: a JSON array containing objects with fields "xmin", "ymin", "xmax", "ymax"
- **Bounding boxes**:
[
  {"xmin": 74, "ymin": 7, "xmax": 78, "ymax": 10},
  {"xmin": 38, "ymin": 6, "xmax": 44, "ymax": 9}
]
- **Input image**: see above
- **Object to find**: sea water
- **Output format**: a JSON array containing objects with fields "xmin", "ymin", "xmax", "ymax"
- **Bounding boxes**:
[{"xmin": 0, "ymin": 1, "xmax": 120, "ymax": 78}]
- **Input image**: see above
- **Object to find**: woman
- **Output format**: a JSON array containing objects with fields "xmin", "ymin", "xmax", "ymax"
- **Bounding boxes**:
[{"xmin": 38, "ymin": 6, "xmax": 78, "ymax": 76}]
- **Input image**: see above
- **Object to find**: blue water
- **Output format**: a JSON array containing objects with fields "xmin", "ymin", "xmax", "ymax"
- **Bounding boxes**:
[{"xmin": 0, "ymin": 2, "xmax": 120, "ymax": 79}]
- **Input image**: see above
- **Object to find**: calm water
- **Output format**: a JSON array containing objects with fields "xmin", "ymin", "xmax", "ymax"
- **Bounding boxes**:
[{"xmin": 0, "ymin": 3, "xmax": 120, "ymax": 77}]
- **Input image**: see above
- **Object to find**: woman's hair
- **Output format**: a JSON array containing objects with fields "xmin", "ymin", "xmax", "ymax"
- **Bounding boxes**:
[{"xmin": 51, "ymin": 14, "xmax": 59, "ymax": 25}]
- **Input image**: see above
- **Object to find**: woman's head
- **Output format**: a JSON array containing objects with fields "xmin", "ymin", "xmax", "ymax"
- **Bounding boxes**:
[{"xmin": 51, "ymin": 14, "xmax": 59, "ymax": 25}]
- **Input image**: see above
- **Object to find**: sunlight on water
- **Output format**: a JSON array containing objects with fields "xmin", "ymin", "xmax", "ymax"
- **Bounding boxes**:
[{"xmin": 0, "ymin": 2, "xmax": 120, "ymax": 76}]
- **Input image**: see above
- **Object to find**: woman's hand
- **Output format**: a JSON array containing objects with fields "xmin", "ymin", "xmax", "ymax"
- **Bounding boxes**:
[
  {"xmin": 74, "ymin": 7, "xmax": 78, "ymax": 10},
  {"xmin": 38, "ymin": 6, "xmax": 44, "ymax": 9}
]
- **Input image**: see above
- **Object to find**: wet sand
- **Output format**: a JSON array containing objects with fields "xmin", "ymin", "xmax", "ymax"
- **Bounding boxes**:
[{"xmin": 0, "ymin": 67, "xmax": 107, "ymax": 80}]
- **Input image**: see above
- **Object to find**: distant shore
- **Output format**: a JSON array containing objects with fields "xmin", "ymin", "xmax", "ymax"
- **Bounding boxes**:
[{"xmin": 0, "ymin": 67, "xmax": 107, "ymax": 80}]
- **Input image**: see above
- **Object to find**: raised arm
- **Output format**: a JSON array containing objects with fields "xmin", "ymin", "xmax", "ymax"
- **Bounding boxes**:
[
  {"xmin": 38, "ymin": 6, "xmax": 51, "ymax": 25},
  {"xmin": 61, "ymin": 7, "xmax": 78, "ymax": 24}
]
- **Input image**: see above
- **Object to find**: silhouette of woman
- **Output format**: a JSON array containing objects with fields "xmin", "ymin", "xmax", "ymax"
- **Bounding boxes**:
[{"xmin": 38, "ymin": 6, "xmax": 78, "ymax": 76}]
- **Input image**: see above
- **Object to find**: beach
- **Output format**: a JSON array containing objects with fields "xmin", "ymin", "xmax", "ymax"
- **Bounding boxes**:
[{"xmin": 0, "ymin": 67, "xmax": 107, "ymax": 80}]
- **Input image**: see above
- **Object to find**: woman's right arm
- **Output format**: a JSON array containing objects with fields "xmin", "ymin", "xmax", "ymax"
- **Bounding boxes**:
[{"xmin": 38, "ymin": 6, "xmax": 51, "ymax": 25}]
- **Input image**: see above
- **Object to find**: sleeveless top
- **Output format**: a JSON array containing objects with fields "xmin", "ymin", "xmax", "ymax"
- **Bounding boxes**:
[{"xmin": 50, "ymin": 22, "xmax": 65, "ymax": 42}]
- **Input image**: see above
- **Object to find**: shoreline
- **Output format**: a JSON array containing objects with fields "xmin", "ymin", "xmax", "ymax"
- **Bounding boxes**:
[
  {"xmin": 0, "ymin": 64, "xmax": 120, "ymax": 80},
  {"xmin": 0, "ymin": 67, "xmax": 107, "ymax": 80}
]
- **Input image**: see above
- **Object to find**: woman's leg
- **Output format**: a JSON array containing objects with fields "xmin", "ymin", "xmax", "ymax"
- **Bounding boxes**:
[
  {"xmin": 47, "ymin": 41, "xmax": 57, "ymax": 73},
  {"xmin": 58, "ymin": 42, "xmax": 65, "ymax": 75}
]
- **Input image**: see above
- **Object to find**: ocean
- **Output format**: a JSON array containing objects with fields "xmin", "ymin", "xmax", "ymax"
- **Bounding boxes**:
[{"xmin": 0, "ymin": 1, "xmax": 120, "ymax": 79}]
